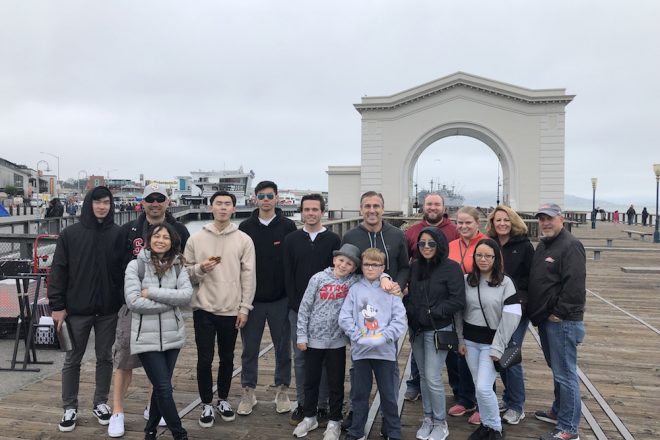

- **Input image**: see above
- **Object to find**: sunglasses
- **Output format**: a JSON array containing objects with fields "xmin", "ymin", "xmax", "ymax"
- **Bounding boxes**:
[
  {"xmin": 417, "ymin": 240, "xmax": 437, "ymax": 249},
  {"xmin": 257, "ymin": 193, "xmax": 275, "ymax": 200},
  {"xmin": 144, "ymin": 194, "xmax": 167, "ymax": 203}
]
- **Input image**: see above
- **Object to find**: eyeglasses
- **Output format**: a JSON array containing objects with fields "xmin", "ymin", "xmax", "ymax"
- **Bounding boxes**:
[
  {"xmin": 417, "ymin": 240, "xmax": 437, "ymax": 249},
  {"xmin": 362, "ymin": 263, "xmax": 384, "ymax": 269},
  {"xmin": 144, "ymin": 194, "xmax": 167, "ymax": 203},
  {"xmin": 475, "ymin": 253, "xmax": 495, "ymax": 260},
  {"xmin": 257, "ymin": 193, "xmax": 275, "ymax": 200}
]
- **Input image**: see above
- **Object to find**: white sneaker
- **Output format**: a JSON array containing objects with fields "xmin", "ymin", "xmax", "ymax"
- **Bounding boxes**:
[
  {"xmin": 503, "ymin": 408, "xmax": 526, "ymax": 425},
  {"xmin": 416, "ymin": 417, "xmax": 434, "ymax": 440},
  {"xmin": 237, "ymin": 387, "xmax": 257, "ymax": 415},
  {"xmin": 275, "ymin": 384, "xmax": 292, "ymax": 413},
  {"xmin": 293, "ymin": 416, "xmax": 318, "ymax": 438},
  {"xmin": 144, "ymin": 407, "xmax": 166, "ymax": 426},
  {"xmin": 428, "ymin": 420, "xmax": 449, "ymax": 440},
  {"xmin": 108, "ymin": 413, "xmax": 125, "ymax": 438},
  {"xmin": 323, "ymin": 420, "xmax": 341, "ymax": 440},
  {"xmin": 198, "ymin": 403, "xmax": 215, "ymax": 428}
]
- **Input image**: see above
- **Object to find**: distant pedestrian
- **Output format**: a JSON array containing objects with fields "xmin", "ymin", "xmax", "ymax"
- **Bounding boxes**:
[
  {"xmin": 45, "ymin": 198, "xmax": 64, "ymax": 218},
  {"xmin": 48, "ymin": 187, "xmax": 122, "ymax": 433},
  {"xmin": 641, "ymin": 207, "xmax": 649, "ymax": 226},
  {"xmin": 626, "ymin": 205, "xmax": 636, "ymax": 225},
  {"xmin": 528, "ymin": 203, "xmax": 586, "ymax": 440},
  {"xmin": 613, "ymin": 210, "xmax": 620, "ymax": 224}
]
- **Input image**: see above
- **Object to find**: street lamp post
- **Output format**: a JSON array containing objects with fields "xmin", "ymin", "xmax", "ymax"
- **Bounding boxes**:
[
  {"xmin": 40, "ymin": 151, "xmax": 60, "ymax": 197},
  {"xmin": 591, "ymin": 177, "xmax": 598, "ymax": 229},
  {"xmin": 78, "ymin": 170, "xmax": 88, "ymax": 194},
  {"xmin": 654, "ymin": 164, "xmax": 660, "ymax": 243},
  {"xmin": 36, "ymin": 160, "xmax": 51, "ymax": 203}
]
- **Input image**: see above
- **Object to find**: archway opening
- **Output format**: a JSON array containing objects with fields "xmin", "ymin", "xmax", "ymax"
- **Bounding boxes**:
[{"xmin": 411, "ymin": 135, "xmax": 504, "ymax": 213}]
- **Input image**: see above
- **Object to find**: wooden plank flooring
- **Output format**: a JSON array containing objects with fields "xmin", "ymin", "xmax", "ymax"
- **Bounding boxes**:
[{"xmin": 0, "ymin": 222, "xmax": 658, "ymax": 439}]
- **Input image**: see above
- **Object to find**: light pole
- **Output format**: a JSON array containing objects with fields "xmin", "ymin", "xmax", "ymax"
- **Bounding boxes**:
[
  {"xmin": 40, "ymin": 151, "xmax": 60, "ymax": 196},
  {"xmin": 591, "ymin": 177, "xmax": 598, "ymax": 229},
  {"xmin": 78, "ymin": 170, "xmax": 88, "ymax": 194},
  {"xmin": 654, "ymin": 164, "xmax": 660, "ymax": 243},
  {"xmin": 36, "ymin": 160, "xmax": 51, "ymax": 202}
]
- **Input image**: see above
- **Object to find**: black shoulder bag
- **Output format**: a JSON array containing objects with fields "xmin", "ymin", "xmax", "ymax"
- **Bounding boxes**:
[
  {"xmin": 476, "ymin": 283, "xmax": 522, "ymax": 371},
  {"xmin": 423, "ymin": 283, "xmax": 459, "ymax": 352}
]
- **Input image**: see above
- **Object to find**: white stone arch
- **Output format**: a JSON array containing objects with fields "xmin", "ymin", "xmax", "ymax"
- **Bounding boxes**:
[
  {"xmin": 403, "ymin": 122, "xmax": 517, "ymax": 212},
  {"xmin": 327, "ymin": 72, "xmax": 574, "ymax": 215}
]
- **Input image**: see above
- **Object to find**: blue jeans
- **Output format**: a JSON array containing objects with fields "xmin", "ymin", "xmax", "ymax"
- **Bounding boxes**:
[
  {"xmin": 289, "ymin": 310, "xmax": 329, "ymax": 409},
  {"xmin": 446, "ymin": 350, "xmax": 476, "ymax": 408},
  {"xmin": 405, "ymin": 353, "xmax": 421, "ymax": 392},
  {"xmin": 499, "ymin": 317, "xmax": 529, "ymax": 412},
  {"xmin": 465, "ymin": 340, "xmax": 500, "ymax": 432},
  {"xmin": 139, "ymin": 349, "xmax": 187, "ymax": 439},
  {"xmin": 538, "ymin": 319, "xmax": 585, "ymax": 435},
  {"xmin": 350, "ymin": 359, "xmax": 400, "ymax": 439},
  {"xmin": 412, "ymin": 331, "xmax": 448, "ymax": 423}
]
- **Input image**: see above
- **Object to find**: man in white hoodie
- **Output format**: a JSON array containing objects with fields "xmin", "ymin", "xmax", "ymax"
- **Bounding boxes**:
[{"xmin": 183, "ymin": 190, "xmax": 256, "ymax": 429}]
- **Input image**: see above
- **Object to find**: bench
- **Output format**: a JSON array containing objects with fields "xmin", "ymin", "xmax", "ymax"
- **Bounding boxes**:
[
  {"xmin": 623, "ymin": 229, "xmax": 654, "ymax": 240},
  {"xmin": 584, "ymin": 246, "xmax": 660, "ymax": 261},
  {"xmin": 621, "ymin": 267, "xmax": 660, "ymax": 274}
]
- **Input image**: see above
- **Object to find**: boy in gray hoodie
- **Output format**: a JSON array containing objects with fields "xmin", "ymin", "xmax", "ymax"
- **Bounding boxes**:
[
  {"xmin": 338, "ymin": 248, "xmax": 407, "ymax": 440},
  {"xmin": 294, "ymin": 244, "xmax": 398, "ymax": 440}
]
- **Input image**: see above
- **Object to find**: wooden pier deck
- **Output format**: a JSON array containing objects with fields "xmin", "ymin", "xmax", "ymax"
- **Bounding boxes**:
[{"xmin": 0, "ymin": 222, "xmax": 658, "ymax": 439}]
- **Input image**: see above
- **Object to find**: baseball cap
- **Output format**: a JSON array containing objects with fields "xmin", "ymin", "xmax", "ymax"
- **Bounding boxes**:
[
  {"xmin": 142, "ymin": 183, "xmax": 169, "ymax": 199},
  {"xmin": 535, "ymin": 203, "xmax": 563, "ymax": 218}
]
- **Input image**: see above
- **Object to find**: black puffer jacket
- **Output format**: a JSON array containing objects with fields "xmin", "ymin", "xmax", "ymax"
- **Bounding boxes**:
[
  {"xmin": 499, "ymin": 234, "xmax": 535, "ymax": 310},
  {"xmin": 48, "ymin": 187, "xmax": 123, "ymax": 316},
  {"xmin": 404, "ymin": 227, "xmax": 465, "ymax": 333}
]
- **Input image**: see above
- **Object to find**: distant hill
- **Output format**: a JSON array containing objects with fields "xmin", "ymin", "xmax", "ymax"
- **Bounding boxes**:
[{"xmin": 463, "ymin": 191, "xmax": 655, "ymax": 213}]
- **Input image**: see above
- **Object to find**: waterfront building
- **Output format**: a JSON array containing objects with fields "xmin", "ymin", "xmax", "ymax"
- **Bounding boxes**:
[{"xmin": 175, "ymin": 167, "xmax": 255, "ymax": 206}]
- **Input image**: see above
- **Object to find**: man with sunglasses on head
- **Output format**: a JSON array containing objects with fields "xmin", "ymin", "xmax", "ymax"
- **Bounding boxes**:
[
  {"xmin": 238, "ymin": 180, "xmax": 297, "ymax": 416},
  {"xmin": 107, "ymin": 183, "xmax": 190, "ymax": 438}
]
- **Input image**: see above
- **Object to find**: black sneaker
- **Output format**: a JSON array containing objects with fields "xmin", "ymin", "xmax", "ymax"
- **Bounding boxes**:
[
  {"xmin": 199, "ymin": 403, "xmax": 215, "ymax": 428},
  {"xmin": 488, "ymin": 427, "xmax": 504, "ymax": 440},
  {"xmin": 290, "ymin": 405, "xmax": 304, "ymax": 426},
  {"xmin": 144, "ymin": 431, "xmax": 157, "ymax": 440},
  {"xmin": 341, "ymin": 411, "xmax": 352, "ymax": 431},
  {"xmin": 534, "ymin": 410, "xmax": 558, "ymax": 425},
  {"xmin": 58, "ymin": 408, "xmax": 78, "ymax": 432},
  {"xmin": 317, "ymin": 407, "xmax": 329, "ymax": 428},
  {"xmin": 216, "ymin": 399, "xmax": 235, "ymax": 422},
  {"xmin": 468, "ymin": 423, "xmax": 490, "ymax": 440},
  {"xmin": 93, "ymin": 403, "xmax": 112, "ymax": 425}
]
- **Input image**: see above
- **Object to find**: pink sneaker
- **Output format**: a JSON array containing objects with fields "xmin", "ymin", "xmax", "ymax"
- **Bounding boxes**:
[
  {"xmin": 468, "ymin": 411, "xmax": 481, "ymax": 425},
  {"xmin": 448, "ymin": 404, "xmax": 476, "ymax": 417}
]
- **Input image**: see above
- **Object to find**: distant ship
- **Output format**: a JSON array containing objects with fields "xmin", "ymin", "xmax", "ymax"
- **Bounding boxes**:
[
  {"xmin": 438, "ymin": 184, "xmax": 465, "ymax": 207},
  {"xmin": 417, "ymin": 184, "xmax": 465, "ymax": 208},
  {"xmin": 175, "ymin": 167, "xmax": 255, "ymax": 206}
]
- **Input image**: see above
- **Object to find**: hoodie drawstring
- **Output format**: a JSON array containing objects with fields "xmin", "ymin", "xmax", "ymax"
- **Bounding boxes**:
[{"xmin": 367, "ymin": 231, "xmax": 391, "ymax": 271}]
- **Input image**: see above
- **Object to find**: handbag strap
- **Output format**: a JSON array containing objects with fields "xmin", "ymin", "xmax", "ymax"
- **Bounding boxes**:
[{"xmin": 476, "ymin": 283, "xmax": 493, "ymax": 330}]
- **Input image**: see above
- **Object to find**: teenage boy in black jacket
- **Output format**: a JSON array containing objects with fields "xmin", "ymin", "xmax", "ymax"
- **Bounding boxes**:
[
  {"xmin": 238, "ymin": 181, "xmax": 297, "ymax": 416},
  {"xmin": 49, "ymin": 186, "xmax": 122, "ymax": 433},
  {"xmin": 283, "ymin": 193, "xmax": 340, "ymax": 426}
]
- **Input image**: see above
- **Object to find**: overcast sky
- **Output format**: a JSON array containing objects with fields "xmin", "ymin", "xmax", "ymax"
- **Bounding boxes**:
[{"xmin": 1, "ymin": 1, "xmax": 659, "ymax": 206}]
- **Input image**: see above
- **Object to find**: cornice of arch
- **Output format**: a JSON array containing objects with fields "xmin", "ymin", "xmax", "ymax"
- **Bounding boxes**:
[{"xmin": 354, "ymin": 72, "xmax": 575, "ymax": 113}]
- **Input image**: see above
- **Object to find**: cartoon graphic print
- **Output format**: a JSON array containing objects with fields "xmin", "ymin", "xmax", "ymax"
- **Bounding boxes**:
[{"xmin": 360, "ymin": 302, "xmax": 381, "ymax": 337}]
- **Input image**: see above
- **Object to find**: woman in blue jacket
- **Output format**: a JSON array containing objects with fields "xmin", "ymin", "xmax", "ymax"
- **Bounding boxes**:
[{"xmin": 124, "ymin": 223, "xmax": 193, "ymax": 440}]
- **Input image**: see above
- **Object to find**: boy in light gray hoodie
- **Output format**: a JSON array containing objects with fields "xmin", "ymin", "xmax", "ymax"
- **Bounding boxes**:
[
  {"xmin": 338, "ymin": 248, "xmax": 407, "ymax": 440},
  {"xmin": 294, "ymin": 244, "xmax": 397, "ymax": 440}
]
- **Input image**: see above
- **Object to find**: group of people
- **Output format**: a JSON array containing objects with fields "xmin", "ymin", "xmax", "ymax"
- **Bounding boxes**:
[{"xmin": 47, "ymin": 182, "xmax": 586, "ymax": 440}]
